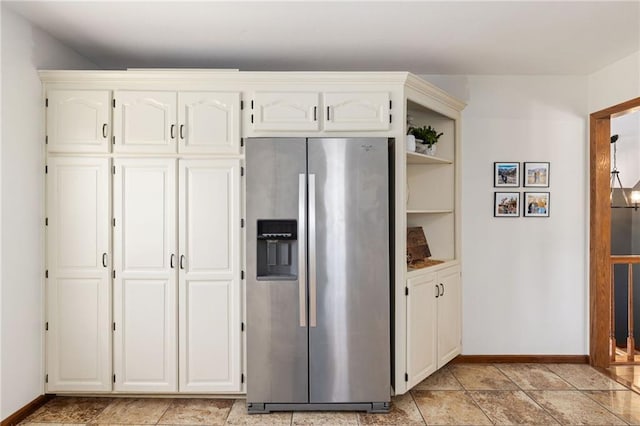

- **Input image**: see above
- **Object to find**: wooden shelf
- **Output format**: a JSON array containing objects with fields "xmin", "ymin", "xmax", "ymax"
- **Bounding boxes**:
[
  {"xmin": 406, "ymin": 152, "xmax": 452, "ymax": 165},
  {"xmin": 406, "ymin": 209, "xmax": 453, "ymax": 214},
  {"xmin": 406, "ymin": 259, "xmax": 458, "ymax": 278}
]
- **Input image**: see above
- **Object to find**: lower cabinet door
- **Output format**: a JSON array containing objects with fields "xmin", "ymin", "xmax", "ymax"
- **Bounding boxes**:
[
  {"xmin": 178, "ymin": 159, "xmax": 241, "ymax": 392},
  {"xmin": 46, "ymin": 157, "xmax": 111, "ymax": 392},
  {"xmin": 437, "ymin": 266, "xmax": 462, "ymax": 367},
  {"xmin": 113, "ymin": 158, "xmax": 178, "ymax": 392},
  {"xmin": 406, "ymin": 272, "xmax": 438, "ymax": 389}
]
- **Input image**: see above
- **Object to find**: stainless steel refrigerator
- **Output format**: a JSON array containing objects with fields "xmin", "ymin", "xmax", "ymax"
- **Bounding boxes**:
[{"xmin": 246, "ymin": 137, "xmax": 390, "ymax": 413}]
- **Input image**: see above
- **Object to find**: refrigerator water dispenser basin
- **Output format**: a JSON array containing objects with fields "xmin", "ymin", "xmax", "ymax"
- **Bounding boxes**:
[{"xmin": 256, "ymin": 219, "xmax": 298, "ymax": 281}]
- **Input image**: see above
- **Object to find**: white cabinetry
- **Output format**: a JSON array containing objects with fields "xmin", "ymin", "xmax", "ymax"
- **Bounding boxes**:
[
  {"xmin": 47, "ymin": 90, "xmax": 111, "ymax": 153},
  {"xmin": 114, "ymin": 91, "xmax": 240, "ymax": 154},
  {"xmin": 42, "ymin": 70, "xmax": 464, "ymax": 397},
  {"xmin": 46, "ymin": 157, "xmax": 111, "ymax": 391},
  {"xmin": 250, "ymin": 91, "xmax": 390, "ymax": 132},
  {"xmin": 406, "ymin": 265, "xmax": 461, "ymax": 389},
  {"xmin": 406, "ymin": 272, "xmax": 437, "ymax": 389},
  {"xmin": 323, "ymin": 92, "xmax": 390, "ymax": 131},
  {"xmin": 111, "ymin": 158, "xmax": 242, "ymax": 393},
  {"xmin": 251, "ymin": 92, "xmax": 319, "ymax": 131},
  {"xmin": 397, "ymin": 86, "xmax": 464, "ymax": 394},
  {"xmin": 178, "ymin": 159, "xmax": 241, "ymax": 392},
  {"xmin": 113, "ymin": 158, "xmax": 178, "ymax": 392},
  {"xmin": 437, "ymin": 266, "xmax": 462, "ymax": 366},
  {"xmin": 114, "ymin": 91, "xmax": 177, "ymax": 154},
  {"xmin": 179, "ymin": 93, "xmax": 240, "ymax": 154}
]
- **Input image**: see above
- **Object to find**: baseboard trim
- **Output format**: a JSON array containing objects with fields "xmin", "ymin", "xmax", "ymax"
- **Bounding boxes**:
[
  {"xmin": 1, "ymin": 394, "xmax": 53, "ymax": 426},
  {"xmin": 451, "ymin": 355, "xmax": 590, "ymax": 364}
]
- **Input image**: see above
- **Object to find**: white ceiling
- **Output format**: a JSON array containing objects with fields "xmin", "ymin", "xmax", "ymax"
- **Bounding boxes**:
[{"xmin": 4, "ymin": 1, "xmax": 640, "ymax": 75}]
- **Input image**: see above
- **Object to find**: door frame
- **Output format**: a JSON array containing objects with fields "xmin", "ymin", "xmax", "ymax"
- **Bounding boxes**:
[{"xmin": 590, "ymin": 96, "xmax": 640, "ymax": 368}]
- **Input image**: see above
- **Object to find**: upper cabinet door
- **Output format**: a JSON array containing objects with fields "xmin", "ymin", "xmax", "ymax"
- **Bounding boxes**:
[
  {"xmin": 47, "ymin": 90, "xmax": 111, "ymax": 153},
  {"xmin": 114, "ymin": 91, "xmax": 177, "ymax": 154},
  {"xmin": 178, "ymin": 92, "xmax": 240, "ymax": 154},
  {"xmin": 252, "ymin": 92, "xmax": 320, "ymax": 131},
  {"xmin": 323, "ymin": 92, "xmax": 390, "ymax": 131},
  {"xmin": 46, "ymin": 157, "xmax": 111, "ymax": 392}
]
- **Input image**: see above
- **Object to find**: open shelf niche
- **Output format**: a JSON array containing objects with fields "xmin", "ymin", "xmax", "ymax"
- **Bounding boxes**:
[{"xmin": 405, "ymin": 99, "xmax": 457, "ymax": 273}]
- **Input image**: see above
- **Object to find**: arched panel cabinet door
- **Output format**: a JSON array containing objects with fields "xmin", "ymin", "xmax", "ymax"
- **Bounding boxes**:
[
  {"xmin": 178, "ymin": 92, "xmax": 240, "ymax": 154},
  {"xmin": 251, "ymin": 92, "xmax": 320, "ymax": 131},
  {"xmin": 46, "ymin": 90, "xmax": 111, "ymax": 153},
  {"xmin": 323, "ymin": 92, "xmax": 390, "ymax": 131},
  {"xmin": 113, "ymin": 91, "xmax": 177, "ymax": 154}
]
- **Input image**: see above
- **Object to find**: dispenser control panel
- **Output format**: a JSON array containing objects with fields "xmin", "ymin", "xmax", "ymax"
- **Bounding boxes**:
[{"xmin": 256, "ymin": 219, "xmax": 298, "ymax": 281}]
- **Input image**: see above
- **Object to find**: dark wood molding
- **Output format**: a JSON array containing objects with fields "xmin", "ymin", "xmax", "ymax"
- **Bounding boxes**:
[
  {"xmin": 590, "ymin": 114, "xmax": 612, "ymax": 368},
  {"xmin": 1, "ymin": 394, "xmax": 53, "ymax": 426},
  {"xmin": 451, "ymin": 355, "xmax": 589, "ymax": 364},
  {"xmin": 591, "ymin": 96, "xmax": 640, "ymax": 119},
  {"xmin": 589, "ymin": 96, "xmax": 640, "ymax": 370}
]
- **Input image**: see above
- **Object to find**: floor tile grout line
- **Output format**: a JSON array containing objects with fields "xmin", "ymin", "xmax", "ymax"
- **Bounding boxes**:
[
  {"xmin": 445, "ymin": 366, "xmax": 464, "ymax": 391},
  {"xmin": 580, "ymin": 389, "xmax": 633, "ymax": 425},
  {"xmin": 464, "ymin": 390, "xmax": 498, "ymax": 425},
  {"xmin": 88, "ymin": 397, "xmax": 115, "ymax": 425},
  {"xmin": 221, "ymin": 398, "xmax": 236, "ymax": 425},
  {"xmin": 407, "ymin": 387, "xmax": 428, "ymax": 425},
  {"xmin": 154, "ymin": 397, "xmax": 174, "ymax": 425},
  {"xmin": 540, "ymin": 363, "xmax": 578, "ymax": 390},
  {"xmin": 521, "ymin": 389, "xmax": 565, "ymax": 426}
]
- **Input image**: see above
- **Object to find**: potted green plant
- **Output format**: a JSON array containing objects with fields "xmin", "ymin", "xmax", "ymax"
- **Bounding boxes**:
[{"xmin": 408, "ymin": 125, "xmax": 443, "ymax": 156}]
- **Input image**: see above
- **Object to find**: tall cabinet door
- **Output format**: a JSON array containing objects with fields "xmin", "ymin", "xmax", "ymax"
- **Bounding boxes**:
[
  {"xmin": 113, "ymin": 158, "xmax": 177, "ymax": 392},
  {"xmin": 437, "ymin": 266, "xmax": 462, "ymax": 367},
  {"xmin": 47, "ymin": 90, "xmax": 111, "ymax": 153},
  {"xmin": 178, "ymin": 92, "xmax": 240, "ymax": 154},
  {"xmin": 113, "ymin": 91, "xmax": 177, "ymax": 154},
  {"xmin": 178, "ymin": 159, "xmax": 241, "ymax": 392},
  {"xmin": 46, "ymin": 157, "xmax": 111, "ymax": 391},
  {"xmin": 406, "ymin": 273, "xmax": 438, "ymax": 389}
]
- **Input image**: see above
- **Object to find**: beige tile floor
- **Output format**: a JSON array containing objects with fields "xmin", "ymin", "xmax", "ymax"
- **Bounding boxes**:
[{"xmin": 20, "ymin": 363, "xmax": 640, "ymax": 425}]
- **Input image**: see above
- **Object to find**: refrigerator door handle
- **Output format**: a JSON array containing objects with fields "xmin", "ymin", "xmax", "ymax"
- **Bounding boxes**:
[
  {"xmin": 298, "ymin": 173, "xmax": 307, "ymax": 327},
  {"xmin": 309, "ymin": 173, "xmax": 317, "ymax": 328}
]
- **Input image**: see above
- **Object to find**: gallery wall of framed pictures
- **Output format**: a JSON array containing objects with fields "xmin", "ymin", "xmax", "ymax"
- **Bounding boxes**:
[{"xmin": 494, "ymin": 162, "xmax": 550, "ymax": 218}]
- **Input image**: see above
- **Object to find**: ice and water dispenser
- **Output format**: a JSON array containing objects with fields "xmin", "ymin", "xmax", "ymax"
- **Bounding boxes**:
[{"xmin": 256, "ymin": 219, "xmax": 298, "ymax": 280}]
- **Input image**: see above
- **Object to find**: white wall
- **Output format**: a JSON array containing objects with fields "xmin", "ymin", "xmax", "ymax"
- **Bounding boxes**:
[
  {"xmin": 423, "ymin": 75, "xmax": 589, "ymax": 355},
  {"xmin": 0, "ymin": 6, "xmax": 97, "ymax": 420},
  {"xmin": 588, "ymin": 50, "xmax": 640, "ymax": 113}
]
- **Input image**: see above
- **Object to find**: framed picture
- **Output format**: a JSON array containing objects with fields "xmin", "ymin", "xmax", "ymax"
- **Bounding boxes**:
[
  {"xmin": 494, "ymin": 162, "xmax": 520, "ymax": 187},
  {"xmin": 494, "ymin": 192, "xmax": 520, "ymax": 217},
  {"xmin": 524, "ymin": 192, "xmax": 550, "ymax": 217},
  {"xmin": 523, "ymin": 162, "xmax": 550, "ymax": 187}
]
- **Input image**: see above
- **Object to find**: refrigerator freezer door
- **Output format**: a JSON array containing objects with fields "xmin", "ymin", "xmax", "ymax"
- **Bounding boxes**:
[
  {"xmin": 246, "ymin": 138, "xmax": 309, "ymax": 404},
  {"xmin": 307, "ymin": 138, "xmax": 390, "ymax": 403}
]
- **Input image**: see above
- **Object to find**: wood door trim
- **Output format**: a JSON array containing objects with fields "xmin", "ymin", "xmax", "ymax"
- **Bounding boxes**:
[{"xmin": 590, "ymin": 96, "xmax": 640, "ymax": 369}]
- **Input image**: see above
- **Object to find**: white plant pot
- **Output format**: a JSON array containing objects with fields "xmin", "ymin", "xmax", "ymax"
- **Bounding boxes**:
[
  {"xmin": 425, "ymin": 144, "xmax": 437, "ymax": 156},
  {"xmin": 406, "ymin": 135, "xmax": 416, "ymax": 152}
]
